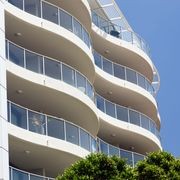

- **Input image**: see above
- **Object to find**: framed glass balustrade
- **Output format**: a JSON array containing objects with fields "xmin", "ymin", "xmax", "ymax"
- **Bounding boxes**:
[
  {"xmin": 6, "ymin": 40, "xmax": 94, "ymax": 101},
  {"xmin": 93, "ymin": 50, "xmax": 155, "ymax": 96},
  {"xmin": 95, "ymin": 94, "xmax": 160, "ymax": 139},
  {"xmin": 7, "ymin": 101, "xmax": 97, "ymax": 153},
  {"xmin": 7, "ymin": 0, "xmax": 91, "ymax": 48},
  {"xmin": 9, "ymin": 166, "xmax": 54, "ymax": 180},
  {"xmin": 92, "ymin": 11, "xmax": 150, "ymax": 56}
]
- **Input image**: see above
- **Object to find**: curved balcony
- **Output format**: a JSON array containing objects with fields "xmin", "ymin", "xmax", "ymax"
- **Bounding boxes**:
[
  {"xmin": 96, "ymin": 94, "xmax": 160, "ymax": 139},
  {"xmin": 7, "ymin": 0, "xmax": 91, "ymax": 49},
  {"xmin": 9, "ymin": 166, "xmax": 54, "ymax": 180},
  {"xmin": 94, "ymin": 50, "xmax": 154, "ymax": 96},
  {"xmin": 6, "ymin": 40, "xmax": 94, "ymax": 101}
]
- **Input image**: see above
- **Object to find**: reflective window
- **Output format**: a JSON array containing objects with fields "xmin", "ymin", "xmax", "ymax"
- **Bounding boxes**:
[
  {"xmin": 129, "ymin": 110, "xmax": 140, "ymax": 126},
  {"xmin": 134, "ymin": 153, "xmax": 144, "ymax": 165},
  {"xmin": 103, "ymin": 58, "xmax": 113, "ymax": 75},
  {"xmin": 44, "ymin": 58, "xmax": 61, "ymax": 80},
  {"xmin": 12, "ymin": 169, "xmax": 28, "ymax": 180},
  {"xmin": 42, "ymin": 2, "xmax": 58, "ymax": 24},
  {"xmin": 28, "ymin": 111, "xmax": 46, "ymax": 135},
  {"xmin": 94, "ymin": 51, "xmax": 102, "ymax": 68},
  {"xmin": 91, "ymin": 137, "xmax": 97, "ymax": 153},
  {"xmin": 114, "ymin": 64, "xmax": 125, "ymax": 80},
  {"xmin": 82, "ymin": 27, "xmax": 90, "ymax": 47},
  {"xmin": 80, "ymin": 129, "xmax": 90, "ymax": 151},
  {"xmin": 105, "ymin": 100, "xmax": 115, "ymax": 118},
  {"xmin": 141, "ymin": 115, "xmax": 149, "ymax": 130},
  {"xmin": 150, "ymin": 121, "xmax": 156, "ymax": 134},
  {"xmin": 109, "ymin": 145, "xmax": 119, "ymax": 156},
  {"xmin": 25, "ymin": 51, "xmax": 43, "ymax": 74},
  {"xmin": 30, "ymin": 175, "xmax": 46, "ymax": 180},
  {"xmin": 11, "ymin": 104, "xmax": 27, "ymax": 129},
  {"xmin": 66, "ymin": 123, "xmax": 79, "ymax": 145},
  {"xmin": 138, "ymin": 74, "xmax": 146, "ymax": 89},
  {"xmin": 8, "ymin": 0, "xmax": 23, "ymax": 10},
  {"xmin": 116, "ymin": 105, "xmax": 128, "ymax": 122},
  {"xmin": 6, "ymin": 40, "xmax": 8, "ymax": 59},
  {"xmin": 126, "ymin": 69, "xmax": 137, "ymax": 84},
  {"xmin": 77, "ymin": 72, "xmax": 86, "ymax": 94},
  {"xmin": 120, "ymin": 150, "xmax": 133, "ymax": 166},
  {"xmin": 86, "ymin": 83, "xmax": 94, "ymax": 100},
  {"xmin": 100, "ymin": 141, "xmax": 108, "ymax": 155},
  {"xmin": 62, "ymin": 64, "xmax": 75, "ymax": 86},
  {"xmin": 73, "ymin": 18, "xmax": 82, "ymax": 39},
  {"xmin": 47, "ymin": 117, "xmax": 64, "ymax": 140},
  {"xmin": 96, "ymin": 95, "xmax": 105, "ymax": 112},
  {"xmin": 7, "ymin": 102, "xmax": 10, "ymax": 122},
  {"xmin": 92, "ymin": 12, "xmax": 99, "ymax": 26},
  {"xmin": 24, "ymin": 0, "xmax": 41, "ymax": 17},
  {"xmin": 9, "ymin": 43, "xmax": 24, "ymax": 67},
  {"xmin": 60, "ymin": 10, "xmax": 73, "ymax": 31}
]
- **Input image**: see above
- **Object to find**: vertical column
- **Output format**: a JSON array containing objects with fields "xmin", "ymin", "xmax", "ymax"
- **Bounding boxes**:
[{"xmin": 0, "ymin": 0, "xmax": 9, "ymax": 180}]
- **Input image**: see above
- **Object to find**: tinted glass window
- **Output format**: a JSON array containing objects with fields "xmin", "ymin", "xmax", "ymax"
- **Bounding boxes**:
[
  {"xmin": 47, "ymin": 117, "xmax": 64, "ymax": 140},
  {"xmin": 116, "ymin": 105, "xmax": 128, "ymax": 122},
  {"xmin": 91, "ymin": 137, "xmax": 97, "ymax": 153},
  {"xmin": 129, "ymin": 110, "xmax": 140, "ymax": 126},
  {"xmin": 105, "ymin": 100, "xmax": 115, "ymax": 118},
  {"xmin": 103, "ymin": 58, "xmax": 113, "ymax": 74},
  {"xmin": 150, "ymin": 121, "xmax": 156, "ymax": 134},
  {"xmin": 138, "ymin": 74, "xmax": 146, "ymax": 89},
  {"xmin": 120, "ymin": 150, "xmax": 133, "ymax": 166},
  {"xmin": 80, "ymin": 129, "xmax": 90, "ymax": 151},
  {"xmin": 8, "ymin": 0, "xmax": 23, "ymax": 10},
  {"xmin": 24, "ymin": 0, "xmax": 41, "ymax": 17},
  {"xmin": 141, "ymin": 115, "xmax": 149, "ymax": 130},
  {"xmin": 77, "ymin": 72, "xmax": 86, "ymax": 94},
  {"xmin": 66, "ymin": 123, "xmax": 79, "ymax": 145},
  {"xmin": 11, "ymin": 104, "xmax": 27, "ymax": 129},
  {"xmin": 73, "ymin": 18, "xmax": 82, "ymax": 39},
  {"xmin": 94, "ymin": 51, "xmax": 102, "ymax": 68},
  {"xmin": 82, "ymin": 27, "xmax": 90, "ymax": 47},
  {"xmin": 100, "ymin": 141, "xmax": 108, "ymax": 155},
  {"xmin": 109, "ymin": 145, "xmax": 119, "ymax": 156},
  {"xmin": 96, "ymin": 95, "xmax": 105, "ymax": 112},
  {"xmin": 42, "ymin": 2, "xmax": 58, "ymax": 24},
  {"xmin": 114, "ymin": 64, "xmax": 125, "ymax": 80},
  {"xmin": 9, "ymin": 43, "xmax": 24, "ymax": 67},
  {"xmin": 12, "ymin": 169, "xmax": 28, "ymax": 180},
  {"xmin": 86, "ymin": 83, "xmax": 94, "ymax": 100},
  {"xmin": 60, "ymin": 10, "xmax": 72, "ymax": 31},
  {"xmin": 126, "ymin": 69, "xmax": 137, "ymax": 84},
  {"xmin": 134, "ymin": 153, "xmax": 144, "ymax": 165},
  {"xmin": 25, "ymin": 51, "xmax": 43, "ymax": 74},
  {"xmin": 44, "ymin": 58, "xmax": 61, "ymax": 80},
  {"xmin": 62, "ymin": 64, "xmax": 75, "ymax": 86}
]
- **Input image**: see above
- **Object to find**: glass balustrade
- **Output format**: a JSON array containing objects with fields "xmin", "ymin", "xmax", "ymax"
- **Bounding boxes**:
[
  {"xmin": 95, "ymin": 94, "xmax": 160, "ymax": 139},
  {"xmin": 6, "ymin": 40, "xmax": 94, "ymax": 101},
  {"xmin": 93, "ymin": 50, "xmax": 155, "ymax": 96},
  {"xmin": 92, "ymin": 11, "xmax": 150, "ymax": 56},
  {"xmin": 9, "ymin": 166, "xmax": 54, "ymax": 180},
  {"xmin": 7, "ymin": 0, "xmax": 91, "ymax": 48}
]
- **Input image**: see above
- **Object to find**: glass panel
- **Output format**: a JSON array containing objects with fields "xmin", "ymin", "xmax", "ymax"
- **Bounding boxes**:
[
  {"xmin": 109, "ymin": 145, "xmax": 119, "ymax": 156},
  {"xmin": 96, "ymin": 95, "xmax": 105, "ymax": 112},
  {"xmin": 44, "ymin": 58, "xmax": 61, "ymax": 80},
  {"xmin": 100, "ymin": 140, "xmax": 108, "ymax": 155},
  {"xmin": 92, "ymin": 12, "xmax": 99, "ymax": 26},
  {"xmin": 12, "ymin": 169, "xmax": 28, "ymax": 180},
  {"xmin": 82, "ymin": 27, "xmax": 90, "ymax": 47},
  {"xmin": 141, "ymin": 115, "xmax": 150, "ymax": 130},
  {"xmin": 8, "ymin": 0, "xmax": 23, "ymax": 10},
  {"xmin": 25, "ymin": 51, "xmax": 43, "ymax": 74},
  {"xmin": 6, "ymin": 40, "xmax": 8, "ymax": 59},
  {"xmin": 11, "ymin": 104, "xmax": 27, "ymax": 129},
  {"xmin": 134, "ymin": 153, "xmax": 144, "ymax": 165},
  {"xmin": 47, "ymin": 117, "xmax": 64, "ymax": 140},
  {"xmin": 114, "ymin": 64, "xmax": 125, "ymax": 80},
  {"xmin": 66, "ymin": 123, "xmax": 79, "ymax": 145},
  {"xmin": 120, "ymin": 150, "xmax": 133, "ymax": 166},
  {"xmin": 94, "ymin": 51, "xmax": 102, "ymax": 68},
  {"xmin": 30, "ymin": 175, "xmax": 47, "ymax": 180},
  {"xmin": 86, "ymin": 82, "xmax": 94, "ymax": 100},
  {"xmin": 28, "ymin": 111, "xmax": 46, "ymax": 135},
  {"xmin": 105, "ymin": 100, "xmax": 115, "ymax": 118},
  {"xmin": 129, "ymin": 110, "xmax": 140, "ymax": 126},
  {"xmin": 42, "ymin": 2, "xmax": 58, "ymax": 24},
  {"xmin": 7, "ymin": 102, "xmax": 10, "ymax": 122},
  {"xmin": 116, "ymin": 105, "xmax": 128, "ymax": 122},
  {"xmin": 60, "ymin": 10, "xmax": 73, "ymax": 31},
  {"xmin": 73, "ymin": 18, "xmax": 82, "ymax": 39},
  {"xmin": 126, "ymin": 69, "xmax": 137, "ymax": 84},
  {"xmin": 91, "ymin": 137, "xmax": 97, "ymax": 153},
  {"xmin": 150, "ymin": 121, "xmax": 156, "ymax": 134},
  {"xmin": 138, "ymin": 74, "xmax": 146, "ymax": 89},
  {"xmin": 122, "ymin": 30, "xmax": 132, "ymax": 42},
  {"xmin": 103, "ymin": 58, "xmax": 113, "ymax": 74},
  {"xmin": 24, "ymin": 0, "xmax": 41, "ymax": 17},
  {"xmin": 62, "ymin": 64, "xmax": 75, "ymax": 86},
  {"xmin": 80, "ymin": 129, "xmax": 90, "ymax": 151},
  {"xmin": 77, "ymin": 72, "xmax": 86, "ymax": 94},
  {"xmin": 9, "ymin": 43, "xmax": 24, "ymax": 67}
]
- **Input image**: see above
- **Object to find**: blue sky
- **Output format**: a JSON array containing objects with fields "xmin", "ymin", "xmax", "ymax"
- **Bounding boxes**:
[{"xmin": 117, "ymin": 0, "xmax": 180, "ymax": 157}]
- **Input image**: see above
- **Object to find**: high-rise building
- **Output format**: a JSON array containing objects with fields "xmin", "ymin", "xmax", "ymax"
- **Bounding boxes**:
[{"xmin": 0, "ymin": 0, "xmax": 161, "ymax": 179}]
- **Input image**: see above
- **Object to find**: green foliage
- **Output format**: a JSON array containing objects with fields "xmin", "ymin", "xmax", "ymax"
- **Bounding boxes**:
[{"xmin": 56, "ymin": 151, "xmax": 180, "ymax": 180}]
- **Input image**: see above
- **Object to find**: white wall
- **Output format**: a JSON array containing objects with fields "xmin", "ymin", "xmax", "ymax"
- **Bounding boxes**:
[{"xmin": 0, "ymin": 0, "xmax": 9, "ymax": 179}]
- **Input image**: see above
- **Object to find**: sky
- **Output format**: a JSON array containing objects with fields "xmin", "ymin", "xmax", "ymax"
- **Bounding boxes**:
[{"xmin": 117, "ymin": 0, "xmax": 180, "ymax": 157}]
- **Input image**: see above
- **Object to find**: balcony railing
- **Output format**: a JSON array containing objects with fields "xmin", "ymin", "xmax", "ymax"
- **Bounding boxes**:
[
  {"xmin": 6, "ymin": 40, "xmax": 94, "ymax": 101},
  {"xmin": 8, "ymin": 101, "xmax": 145, "ymax": 166},
  {"xmin": 93, "ymin": 50, "xmax": 154, "ymax": 96},
  {"xmin": 92, "ymin": 11, "xmax": 150, "ymax": 57},
  {"xmin": 96, "ymin": 94, "xmax": 160, "ymax": 140},
  {"xmin": 7, "ymin": 0, "xmax": 91, "ymax": 48},
  {"xmin": 9, "ymin": 166, "xmax": 54, "ymax": 180}
]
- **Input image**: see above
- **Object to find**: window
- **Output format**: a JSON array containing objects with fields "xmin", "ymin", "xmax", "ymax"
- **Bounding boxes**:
[
  {"xmin": 8, "ymin": 0, "xmax": 23, "ymax": 10},
  {"xmin": 24, "ymin": 0, "xmax": 41, "ymax": 17},
  {"xmin": 94, "ymin": 51, "xmax": 102, "ymax": 68},
  {"xmin": 129, "ymin": 110, "xmax": 140, "ymax": 126},
  {"xmin": 62, "ymin": 64, "xmax": 75, "ymax": 86},
  {"xmin": 12, "ymin": 169, "xmax": 28, "ymax": 180},
  {"xmin": 100, "ymin": 140, "xmax": 108, "ymax": 155},
  {"xmin": 60, "ymin": 10, "xmax": 73, "ymax": 31},
  {"xmin": 80, "ymin": 129, "xmax": 90, "ymax": 151},
  {"xmin": 96, "ymin": 95, "xmax": 105, "ymax": 112},
  {"xmin": 105, "ymin": 100, "xmax": 115, "ymax": 118},
  {"xmin": 82, "ymin": 27, "xmax": 90, "ymax": 47},
  {"xmin": 114, "ymin": 64, "xmax": 125, "ymax": 80},
  {"xmin": 86, "ymin": 83, "xmax": 94, "ymax": 100},
  {"xmin": 141, "ymin": 115, "xmax": 150, "ymax": 130},
  {"xmin": 120, "ymin": 150, "xmax": 133, "ymax": 166},
  {"xmin": 77, "ymin": 72, "xmax": 86, "ymax": 94},
  {"xmin": 126, "ymin": 69, "xmax": 137, "ymax": 84},
  {"xmin": 138, "ymin": 74, "xmax": 146, "ymax": 89},
  {"xmin": 116, "ymin": 105, "xmax": 128, "ymax": 122},
  {"xmin": 66, "ymin": 123, "xmax": 79, "ymax": 145},
  {"xmin": 73, "ymin": 18, "xmax": 82, "ymax": 39},
  {"xmin": 109, "ymin": 145, "xmax": 119, "ymax": 156},
  {"xmin": 103, "ymin": 58, "xmax": 113, "ymax": 75}
]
